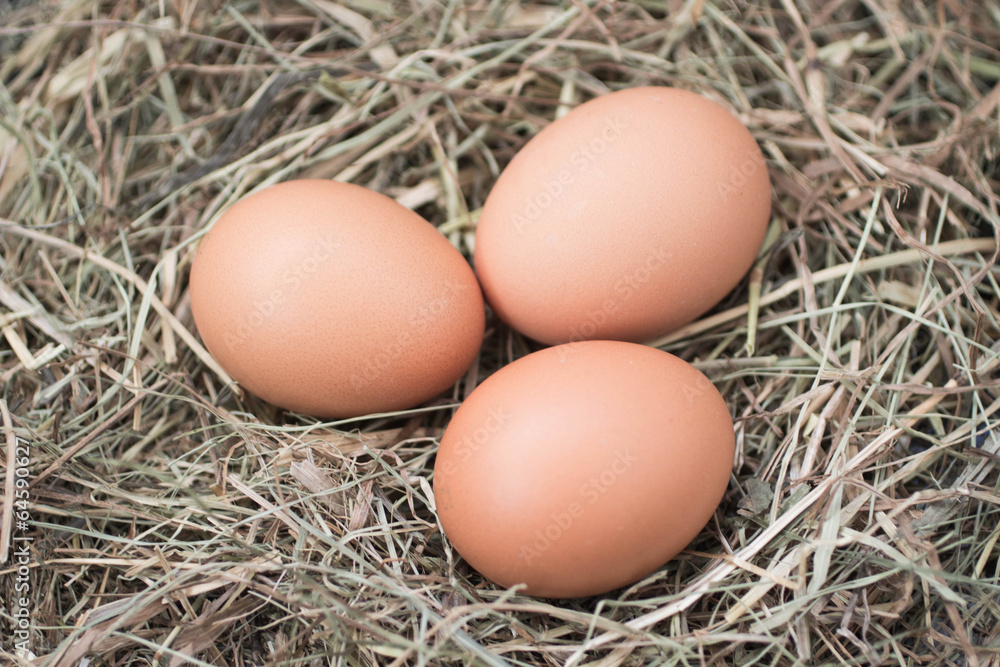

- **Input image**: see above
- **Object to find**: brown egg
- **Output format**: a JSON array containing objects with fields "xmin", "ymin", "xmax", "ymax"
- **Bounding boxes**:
[
  {"xmin": 189, "ymin": 180, "xmax": 485, "ymax": 418},
  {"xmin": 474, "ymin": 87, "xmax": 771, "ymax": 345},
  {"xmin": 433, "ymin": 340, "xmax": 734, "ymax": 598}
]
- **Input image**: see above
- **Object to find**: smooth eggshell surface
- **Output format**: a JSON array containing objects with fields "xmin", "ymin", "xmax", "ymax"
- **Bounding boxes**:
[
  {"xmin": 474, "ymin": 86, "xmax": 771, "ymax": 345},
  {"xmin": 433, "ymin": 340, "xmax": 734, "ymax": 598},
  {"xmin": 189, "ymin": 180, "xmax": 485, "ymax": 418}
]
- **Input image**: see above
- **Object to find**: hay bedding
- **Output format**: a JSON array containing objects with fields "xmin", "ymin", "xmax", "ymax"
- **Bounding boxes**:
[{"xmin": 1, "ymin": 0, "xmax": 999, "ymax": 665}]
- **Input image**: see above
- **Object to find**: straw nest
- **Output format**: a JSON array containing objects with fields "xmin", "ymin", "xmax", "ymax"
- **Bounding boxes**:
[{"xmin": 1, "ymin": 1, "xmax": 999, "ymax": 665}]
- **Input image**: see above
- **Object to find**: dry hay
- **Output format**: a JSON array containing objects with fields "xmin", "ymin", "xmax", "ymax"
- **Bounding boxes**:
[{"xmin": 1, "ymin": 0, "xmax": 1000, "ymax": 665}]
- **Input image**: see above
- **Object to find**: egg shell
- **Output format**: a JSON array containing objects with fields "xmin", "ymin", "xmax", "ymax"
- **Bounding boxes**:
[
  {"xmin": 189, "ymin": 179, "xmax": 485, "ymax": 419},
  {"xmin": 474, "ymin": 86, "xmax": 772, "ymax": 345},
  {"xmin": 433, "ymin": 340, "xmax": 734, "ymax": 598}
]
